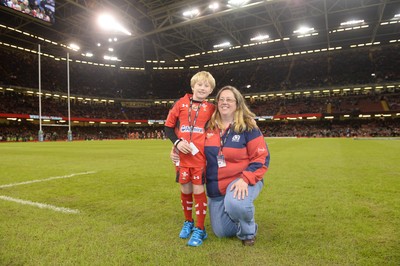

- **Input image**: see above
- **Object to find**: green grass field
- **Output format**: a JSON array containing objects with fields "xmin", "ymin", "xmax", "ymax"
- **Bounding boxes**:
[{"xmin": 0, "ymin": 138, "xmax": 399, "ymax": 265}]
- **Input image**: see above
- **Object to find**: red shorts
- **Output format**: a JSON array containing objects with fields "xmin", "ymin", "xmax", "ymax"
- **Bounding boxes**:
[{"xmin": 176, "ymin": 167, "xmax": 206, "ymax": 185}]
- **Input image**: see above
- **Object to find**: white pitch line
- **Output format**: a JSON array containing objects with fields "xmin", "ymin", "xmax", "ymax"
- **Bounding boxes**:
[
  {"xmin": 0, "ymin": 195, "xmax": 80, "ymax": 214},
  {"xmin": 0, "ymin": 171, "xmax": 96, "ymax": 189}
]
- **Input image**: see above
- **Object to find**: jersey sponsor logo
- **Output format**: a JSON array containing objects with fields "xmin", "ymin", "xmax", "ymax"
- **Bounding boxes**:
[
  {"xmin": 182, "ymin": 104, "xmax": 188, "ymax": 108},
  {"xmin": 206, "ymin": 132, "xmax": 214, "ymax": 139},
  {"xmin": 180, "ymin": 125, "xmax": 204, "ymax": 133},
  {"xmin": 232, "ymin": 135, "xmax": 241, "ymax": 142}
]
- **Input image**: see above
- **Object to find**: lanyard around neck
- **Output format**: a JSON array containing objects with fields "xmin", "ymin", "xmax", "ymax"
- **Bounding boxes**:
[
  {"xmin": 219, "ymin": 123, "xmax": 232, "ymax": 154},
  {"xmin": 188, "ymin": 98, "xmax": 202, "ymax": 142}
]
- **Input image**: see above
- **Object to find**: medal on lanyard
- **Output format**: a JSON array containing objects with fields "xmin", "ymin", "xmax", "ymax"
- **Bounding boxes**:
[
  {"xmin": 188, "ymin": 98, "xmax": 201, "ymax": 155},
  {"xmin": 217, "ymin": 124, "xmax": 231, "ymax": 168}
]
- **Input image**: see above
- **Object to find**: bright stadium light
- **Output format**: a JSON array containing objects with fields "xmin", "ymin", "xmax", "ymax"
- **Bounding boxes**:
[
  {"xmin": 98, "ymin": 14, "xmax": 117, "ymax": 30},
  {"xmin": 104, "ymin": 55, "xmax": 121, "ymax": 61},
  {"xmin": 97, "ymin": 13, "xmax": 132, "ymax": 36},
  {"xmin": 183, "ymin": 8, "xmax": 200, "ymax": 18},
  {"xmin": 209, "ymin": 2, "xmax": 220, "ymax": 11},
  {"xmin": 228, "ymin": 0, "xmax": 250, "ymax": 8},
  {"xmin": 213, "ymin": 42, "xmax": 231, "ymax": 48},
  {"xmin": 340, "ymin": 19, "xmax": 364, "ymax": 26},
  {"xmin": 250, "ymin": 34, "xmax": 270, "ymax": 41},
  {"xmin": 82, "ymin": 52, "xmax": 93, "ymax": 57},
  {"xmin": 69, "ymin": 43, "xmax": 80, "ymax": 51},
  {"xmin": 293, "ymin": 26, "xmax": 314, "ymax": 34}
]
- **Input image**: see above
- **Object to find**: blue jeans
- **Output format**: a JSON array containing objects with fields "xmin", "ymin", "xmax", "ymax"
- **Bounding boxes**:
[{"xmin": 208, "ymin": 178, "xmax": 264, "ymax": 240}]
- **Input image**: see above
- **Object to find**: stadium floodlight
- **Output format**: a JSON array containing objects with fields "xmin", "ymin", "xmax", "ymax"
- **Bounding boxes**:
[
  {"xmin": 293, "ymin": 26, "xmax": 314, "ymax": 34},
  {"xmin": 340, "ymin": 19, "xmax": 364, "ymax": 26},
  {"xmin": 104, "ymin": 55, "xmax": 121, "ymax": 61},
  {"xmin": 213, "ymin": 42, "xmax": 231, "ymax": 48},
  {"xmin": 250, "ymin": 34, "xmax": 270, "ymax": 41},
  {"xmin": 183, "ymin": 8, "xmax": 200, "ymax": 18},
  {"xmin": 97, "ymin": 13, "xmax": 132, "ymax": 36},
  {"xmin": 108, "ymin": 48, "xmax": 114, "ymax": 52},
  {"xmin": 228, "ymin": 0, "xmax": 250, "ymax": 8},
  {"xmin": 209, "ymin": 2, "xmax": 220, "ymax": 11},
  {"xmin": 69, "ymin": 43, "xmax": 80, "ymax": 51},
  {"xmin": 82, "ymin": 52, "xmax": 93, "ymax": 57}
]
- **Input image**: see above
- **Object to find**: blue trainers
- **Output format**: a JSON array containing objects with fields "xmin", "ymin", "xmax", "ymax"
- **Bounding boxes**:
[
  {"xmin": 187, "ymin": 227, "xmax": 207, "ymax": 247},
  {"xmin": 179, "ymin": 220, "xmax": 194, "ymax": 239}
]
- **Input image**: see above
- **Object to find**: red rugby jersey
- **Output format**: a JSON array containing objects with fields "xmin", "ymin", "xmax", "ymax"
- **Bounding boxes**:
[
  {"xmin": 204, "ymin": 126, "xmax": 270, "ymax": 197},
  {"xmin": 165, "ymin": 93, "xmax": 215, "ymax": 167}
]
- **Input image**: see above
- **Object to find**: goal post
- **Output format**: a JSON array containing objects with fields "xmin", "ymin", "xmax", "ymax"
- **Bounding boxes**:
[
  {"xmin": 67, "ymin": 52, "xmax": 72, "ymax": 141},
  {"xmin": 37, "ymin": 44, "xmax": 73, "ymax": 142},
  {"xmin": 38, "ymin": 44, "xmax": 43, "ymax": 142}
]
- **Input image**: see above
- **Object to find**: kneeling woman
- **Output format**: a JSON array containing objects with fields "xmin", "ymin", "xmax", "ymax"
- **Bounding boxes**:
[{"xmin": 204, "ymin": 85, "xmax": 270, "ymax": 246}]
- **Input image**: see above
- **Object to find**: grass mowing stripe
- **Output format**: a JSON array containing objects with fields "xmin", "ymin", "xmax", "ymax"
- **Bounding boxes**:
[
  {"xmin": 0, "ymin": 195, "xmax": 80, "ymax": 214},
  {"xmin": 0, "ymin": 171, "xmax": 96, "ymax": 188}
]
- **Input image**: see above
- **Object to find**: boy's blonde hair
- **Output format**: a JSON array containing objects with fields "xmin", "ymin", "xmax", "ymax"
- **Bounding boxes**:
[{"xmin": 190, "ymin": 71, "xmax": 216, "ymax": 90}]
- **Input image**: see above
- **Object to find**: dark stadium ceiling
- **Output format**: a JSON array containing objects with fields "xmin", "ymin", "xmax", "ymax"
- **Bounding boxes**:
[{"xmin": 1, "ymin": 0, "xmax": 400, "ymax": 68}]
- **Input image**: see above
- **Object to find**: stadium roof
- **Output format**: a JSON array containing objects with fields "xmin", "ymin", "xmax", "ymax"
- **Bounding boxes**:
[{"xmin": 1, "ymin": 0, "xmax": 400, "ymax": 69}]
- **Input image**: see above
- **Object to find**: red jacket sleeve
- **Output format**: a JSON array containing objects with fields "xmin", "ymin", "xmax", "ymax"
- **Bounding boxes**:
[
  {"xmin": 165, "ymin": 98, "xmax": 182, "ymax": 128},
  {"xmin": 241, "ymin": 130, "xmax": 270, "ymax": 185}
]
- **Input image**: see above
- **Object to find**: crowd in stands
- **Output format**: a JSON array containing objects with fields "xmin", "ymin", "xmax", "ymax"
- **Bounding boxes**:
[
  {"xmin": 1, "ymin": 44, "xmax": 400, "ymax": 141},
  {"xmin": 1, "ymin": 87, "xmax": 399, "ymax": 141},
  {"xmin": 264, "ymin": 119, "xmax": 400, "ymax": 138},
  {"xmin": 207, "ymin": 45, "xmax": 400, "ymax": 94},
  {"xmin": 0, "ymin": 91, "xmax": 171, "ymax": 120},
  {"xmin": 1, "ymin": 44, "xmax": 399, "ymax": 99},
  {"xmin": 1, "ymin": 87, "xmax": 399, "ymax": 120},
  {"xmin": 1, "ymin": 117, "xmax": 399, "ymax": 142},
  {"xmin": 249, "ymin": 91, "xmax": 400, "ymax": 116},
  {"xmin": 0, "ymin": 122, "xmax": 167, "ymax": 142}
]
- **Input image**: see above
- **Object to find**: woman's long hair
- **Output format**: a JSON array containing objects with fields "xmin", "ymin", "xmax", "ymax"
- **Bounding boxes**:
[{"xmin": 208, "ymin": 86, "xmax": 257, "ymax": 133}]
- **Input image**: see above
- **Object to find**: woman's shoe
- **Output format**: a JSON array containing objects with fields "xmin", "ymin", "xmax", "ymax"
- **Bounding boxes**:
[{"xmin": 242, "ymin": 237, "xmax": 256, "ymax": 246}]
